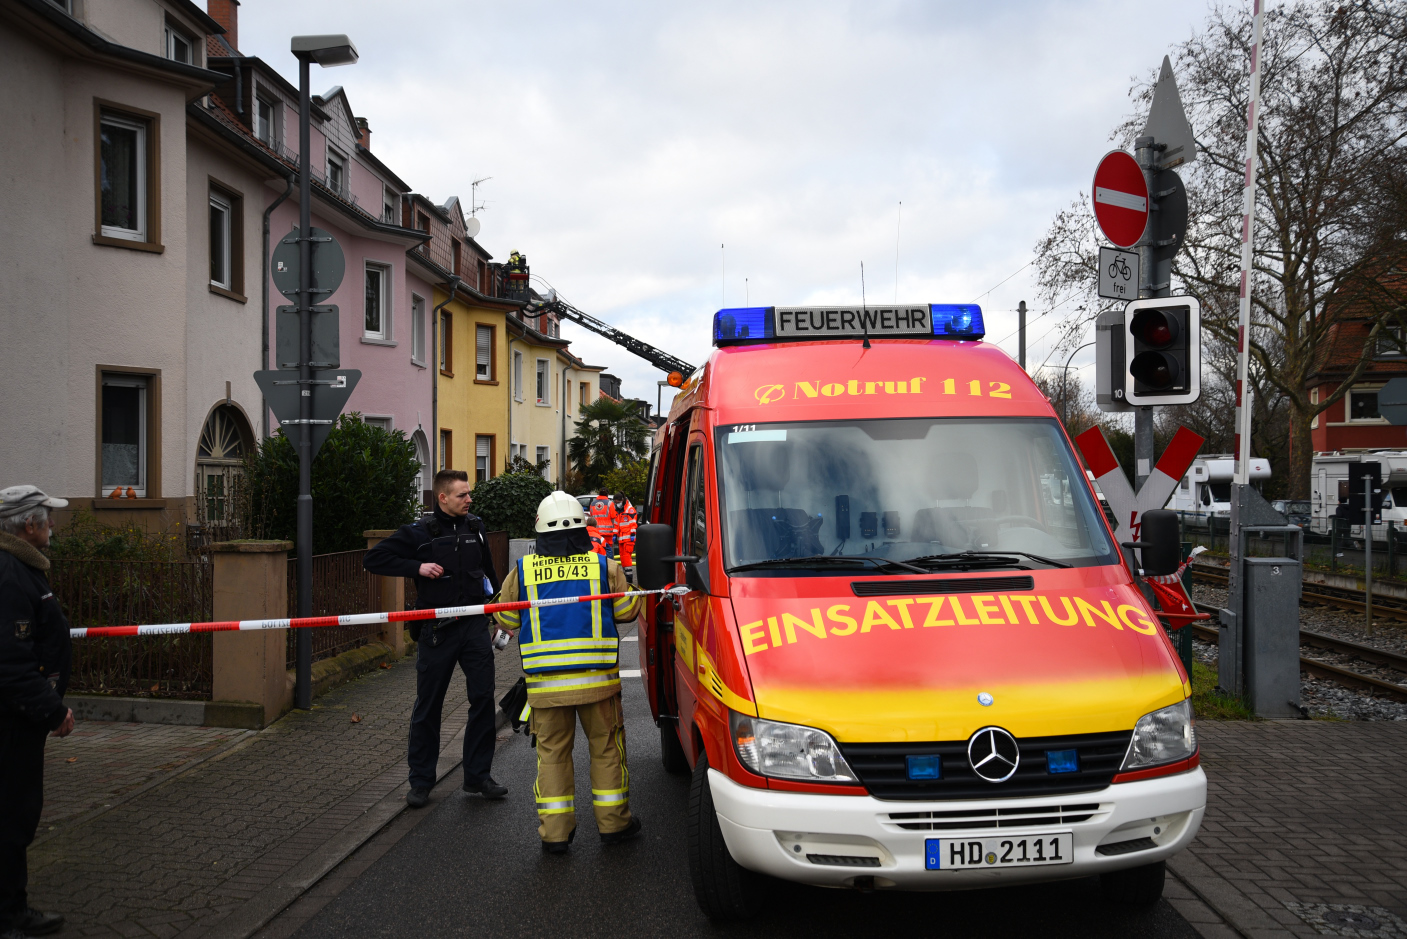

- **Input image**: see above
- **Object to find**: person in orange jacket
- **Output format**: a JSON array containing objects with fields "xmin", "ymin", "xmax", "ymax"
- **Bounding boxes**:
[
  {"xmin": 613, "ymin": 494, "xmax": 637, "ymax": 567},
  {"xmin": 587, "ymin": 489, "xmax": 617, "ymax": 556}
]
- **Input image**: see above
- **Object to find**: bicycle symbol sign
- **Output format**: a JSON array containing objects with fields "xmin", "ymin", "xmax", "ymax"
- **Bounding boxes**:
[{"xmin": 1098, "ymin": 247, "xmax": 1140, "ymax": 301}]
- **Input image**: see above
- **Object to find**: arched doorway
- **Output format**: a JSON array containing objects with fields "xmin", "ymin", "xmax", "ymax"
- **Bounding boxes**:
[
  {"xmin": 411, "ymin": 429, "xmax": 430, "ymax": 509},
  {"xmin": 196, "ymin": 404, "xmax": 253, "ymax": 532}
]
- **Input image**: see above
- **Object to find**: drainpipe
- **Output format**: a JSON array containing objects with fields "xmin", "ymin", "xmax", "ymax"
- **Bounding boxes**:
[
  {"xmin": 260, "ymin": 173, "xmax": 294, "ymax": 439},
  {"xmin": 506, "ymin": 329, "xmax": 514, "ymax": 474},
  {"xmin": 554, "ymin": 363, "xmax": 565, "ymax": 489},
  {"xmin": 430, "ymin": 275, "xmax": 463, "ymax": 473}
]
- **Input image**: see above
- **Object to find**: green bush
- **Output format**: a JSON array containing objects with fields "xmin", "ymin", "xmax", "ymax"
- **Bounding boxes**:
[
  {"xmin": 49, "ymin": 510, "xmax": 183, "ymax": 561},
  {"xmin": 242, "ymin": 413, "xmax": 420, "ymax": 555},
  {"xmin": 602, "ymin": 459, "xmax": 649, "ymax": 505},
  {"xmin": 471, "ymin": 468, "xmax": 555, "ymax": 538}
]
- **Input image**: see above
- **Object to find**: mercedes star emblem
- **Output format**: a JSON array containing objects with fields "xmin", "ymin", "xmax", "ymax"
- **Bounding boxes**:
[{"xmin": 967, "ymin": 726, "xmax": 1020, "ymax": 782}]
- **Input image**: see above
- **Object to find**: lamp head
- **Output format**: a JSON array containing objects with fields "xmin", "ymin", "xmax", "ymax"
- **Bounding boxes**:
[{"xmin": 291, "ymin": 34, "xmax": 359, "ymax": 67}]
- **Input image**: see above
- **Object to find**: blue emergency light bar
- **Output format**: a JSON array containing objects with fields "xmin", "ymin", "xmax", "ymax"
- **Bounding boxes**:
[{"xmin": 713, "ymin": 303, "xmax": 984, "ymax": 346}]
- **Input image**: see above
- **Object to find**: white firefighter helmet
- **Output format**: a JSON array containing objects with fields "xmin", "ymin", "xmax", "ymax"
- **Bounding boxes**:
[{"xmin": 535, "ymin": 491, "xmax": 588, "ymax": 533}]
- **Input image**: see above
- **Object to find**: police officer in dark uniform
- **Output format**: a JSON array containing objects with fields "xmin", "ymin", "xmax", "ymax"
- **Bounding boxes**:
[
  {"xmin": 364, "ymin": 469, "xmax": 507, "ymax": 808},
  {"xmin": 0, "ymin": 486, "xmax": 74, "ymax": 939}
]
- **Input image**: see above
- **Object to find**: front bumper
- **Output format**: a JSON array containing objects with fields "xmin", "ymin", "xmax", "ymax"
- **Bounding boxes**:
[{"xmin": 709, "ymin": 767, "xmax": 1206, "ymax": 890}]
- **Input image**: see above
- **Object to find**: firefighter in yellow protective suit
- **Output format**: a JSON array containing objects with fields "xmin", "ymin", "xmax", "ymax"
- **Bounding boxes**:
[{"xmin": 494, "ymin": 491, "xmax": 642, "ymax": 853}]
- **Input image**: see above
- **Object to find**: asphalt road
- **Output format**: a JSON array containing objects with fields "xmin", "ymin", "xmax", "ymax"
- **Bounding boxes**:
[{"xmin": 292, "ymin": 629, "xmax": 1198, "ymax": 939}]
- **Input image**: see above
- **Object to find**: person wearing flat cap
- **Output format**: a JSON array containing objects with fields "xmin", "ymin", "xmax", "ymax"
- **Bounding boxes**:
[{"xmin": 0, "ymin": 486, "xmax": 73, "ymax": 939}]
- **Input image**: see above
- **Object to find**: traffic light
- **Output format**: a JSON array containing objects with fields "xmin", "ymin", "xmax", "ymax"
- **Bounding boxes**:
[{"xmin": 1122, "ymin": 296, "xmax": 1200, "ymax": 406}]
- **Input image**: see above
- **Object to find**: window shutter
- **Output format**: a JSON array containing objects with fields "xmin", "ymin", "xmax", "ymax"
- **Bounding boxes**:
[
  {"xmin": 476, "ymin": 436, "xmax": 490, "ymax": 458},
  {"xmin": 476, "ymin": 325, "xmax": 491, "ymax": 375}
]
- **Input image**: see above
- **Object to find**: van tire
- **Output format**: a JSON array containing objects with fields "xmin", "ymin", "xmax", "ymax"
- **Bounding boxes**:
[
  {"xmin": 1100, "ymin": 860, "xmax": 1165, "ymax": 906},
  {"xmin": 687, "ymin": 751, "xmax": 763, "ymax": 920},
  {"xmin": 661, "ymin": 722, "xmax": 690, "ymax": 775}
]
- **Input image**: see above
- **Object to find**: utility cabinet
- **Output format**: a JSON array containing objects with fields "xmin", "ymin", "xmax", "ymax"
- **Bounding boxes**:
[{"xmin": 1241, "ymin": 557, "xmax": 1303, "ymax": 718}]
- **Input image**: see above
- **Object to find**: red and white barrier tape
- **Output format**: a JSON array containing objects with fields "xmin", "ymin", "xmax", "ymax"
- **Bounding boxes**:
[
  {"xmin": 1146, "ymin": 545, "xmax": 1208, "ymax": 585},
  {"xmin": 70, "ymin": 585, "xmax": 689, "ymax": 638}
]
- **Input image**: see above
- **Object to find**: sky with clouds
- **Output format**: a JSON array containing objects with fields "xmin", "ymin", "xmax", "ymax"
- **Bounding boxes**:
[{"xmin": 237, "ymin": 0, "xmax": 1216, "ymax": 413}]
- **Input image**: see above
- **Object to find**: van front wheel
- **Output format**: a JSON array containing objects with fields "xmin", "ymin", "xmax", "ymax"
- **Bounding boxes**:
[
  {"xmin": 687, "ymin": 751, "xmax": 763, "ymax": 920},
  {"xmin": 1100, "ymin": 860, "xmax": 1166, "ymax": 906}
]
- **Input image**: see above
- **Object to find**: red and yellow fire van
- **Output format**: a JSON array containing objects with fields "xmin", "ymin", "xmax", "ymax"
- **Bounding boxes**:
[{"xmin": 633, "ymin": 304, "xmax": 1204, "ymax": 920}]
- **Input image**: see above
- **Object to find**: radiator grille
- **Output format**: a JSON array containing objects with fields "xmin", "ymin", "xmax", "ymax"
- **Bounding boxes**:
[
  {"xmin": 888, "ymin": 803, "xmax": 1102, "ymax": 831},
  {"xmin": 841, "ymin": 731, "xmax": 1131, "ymax": 800}
]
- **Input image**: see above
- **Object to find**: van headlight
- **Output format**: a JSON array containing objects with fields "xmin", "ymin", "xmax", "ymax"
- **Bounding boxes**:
[
  {"xmin": 730, "ymin": 711, "xmax": 859, "ymax": 783},
  {"xmin": 1122, "ymin": 699, "xmax": 1196, "ymax": 770}
]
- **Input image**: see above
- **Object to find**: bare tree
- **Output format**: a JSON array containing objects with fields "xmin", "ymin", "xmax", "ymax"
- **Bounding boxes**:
[{"xmin": 1035, "ymin": 1, "xmax": 1407, "ymax": 497}]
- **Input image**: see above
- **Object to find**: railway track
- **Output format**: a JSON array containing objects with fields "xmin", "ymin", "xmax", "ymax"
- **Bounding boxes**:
[
  {"xmin": 1188, "ymin": 603, "xmax": 1407, "ymax": 702},
  {"xmin": 1190, "ymin": 563, "xmax": 1407, "ymax": 624}
]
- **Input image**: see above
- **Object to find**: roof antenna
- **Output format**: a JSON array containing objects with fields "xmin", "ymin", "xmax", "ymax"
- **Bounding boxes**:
[{"xmin": 860, "ymin": 262, "xmax": 871, "ymax": 349}]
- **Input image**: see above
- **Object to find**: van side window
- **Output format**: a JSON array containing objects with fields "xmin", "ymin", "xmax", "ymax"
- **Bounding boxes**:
[{"xmin": 684, "ymin": 444, "xmax": 708, "ymax": 556}]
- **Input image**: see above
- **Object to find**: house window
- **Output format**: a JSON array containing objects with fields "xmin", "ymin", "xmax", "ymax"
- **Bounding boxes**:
[
  {"xmin": 439, "ymin": 311, "xmax": 452, "ymax": 374},
  {"xmin": 536, "ymin": 446, "xmax": 550, "ymax": 478},
  {"xmin": 364, "ymin": 416, "xmax": 392, "ymax": 432},
  {"xmin": 477, "ymin": 259, "xmax": 488, "ymax": 293},
  {"xmin": 475, "ymin": 325, "xmax": 493, "ymax": 380},
  {"xmin": 475, "ymin": 435, "xmax": 493, "ymax": 484},
  {"xmin": 101, "ymin": 374, "xmax": 149, "ymax": 496},
  {"xmin": 411, "ymin": 295, "xmax": 425, "ymax": 364},
  {"xmin": 98, "ymin": 111, "xmax": 148, "ymax": 242},
  {"xmin": 164, "ymin": 24, "xmax": 193, "ymax": 64},
  {"xmin": 364, "ymin": 263, "xmax": 390, "ymax": 339},
  {"xmin": 452, "ymin": 240, "xmax": 461, "ymax": 275},
  {"xmin": 255, "ymin": 97, "xmax": 277, "ymax": 146},
  {"xmin": 1378, "ymin": 325, "xmax": 1405, "ymax": 359},
  {"xmin": 439, "ymin": 429, "xmax": 452, "ymax": 470},
  {"xmin": 327, "ymin": 147, "xmax": 346, "ymax": 196},
  {"xmin": 209, "ymin": 192, "xmax": 231, "ymax": 288},
  {"xmin": 513, "ymin": 351, "xmax": 524, "ymax": 401},
  {"xmin": 1350, "ymin": 389, "xmax": 1382, "ymax": 421},
  {"xmin": 416, "ymin": 211, "xmax": 429, "ymax": 232},
  {"xmin": 579, "ymin": 381, "xmax": 589, "ymax": 407},
  {"xmin": 536, "ymin": 359, "xmax": 549, "ymax": 405},
  {"xmin": 383, "ymin": 186, "xmax": 396, "ymax": 224}
]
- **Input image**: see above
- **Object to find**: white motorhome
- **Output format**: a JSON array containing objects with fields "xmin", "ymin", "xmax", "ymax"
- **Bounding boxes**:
[
  {"xmin": 1311, "ymin": 450, "xmax": 1407, "ymax": 535},
  {"xmin": 1165, "ymin": 454, "xmax": 1272, "ymax": 524}
]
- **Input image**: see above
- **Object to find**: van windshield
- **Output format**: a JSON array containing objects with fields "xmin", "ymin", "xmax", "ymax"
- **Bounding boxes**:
[{"xmin": 715, "ymin": 418, "xmax": 1117, "ymax": 571}]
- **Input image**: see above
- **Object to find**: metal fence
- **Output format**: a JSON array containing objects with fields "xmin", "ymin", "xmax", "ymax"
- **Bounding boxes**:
[
  {"xmin": 286, "ymin": 550, "xmax": 380, "ymax": 668},
  {"xmin": 51, "ymin": 559, "xmax": 214, "ymax": 699}
]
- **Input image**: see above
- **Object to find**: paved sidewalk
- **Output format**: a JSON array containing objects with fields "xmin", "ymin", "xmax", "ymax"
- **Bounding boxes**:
[
  {"xmin": 40, "ymin": 723, "xmax": 248, "ymax": 833},
  {"xmin": 1165, "ymin": 721, "xmax": 1407, "ymax": 939},
  {"xmin": 28, "ymin": 634, "xmax": 523, "ymax": 939}
]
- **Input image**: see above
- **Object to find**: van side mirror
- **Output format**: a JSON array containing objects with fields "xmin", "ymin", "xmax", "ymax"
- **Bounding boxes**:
[
  {"xmin": 635, "ymin": 524, "xmax": 676, "ymax": 590},
  {"xmin": 1132, "ymin": 510, "xmax": 1181, "ymax": 577}
]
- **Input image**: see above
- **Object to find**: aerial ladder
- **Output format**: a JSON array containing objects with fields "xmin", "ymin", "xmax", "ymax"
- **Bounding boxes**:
[{"xmin": 501, "ymin": 252, "xmax": 697, "ymax": 377}]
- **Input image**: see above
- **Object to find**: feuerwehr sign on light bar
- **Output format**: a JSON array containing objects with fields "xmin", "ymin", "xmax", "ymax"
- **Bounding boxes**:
[{"xmin": 774, "ymin": 305, "xmax": 931, "ymax": 338}]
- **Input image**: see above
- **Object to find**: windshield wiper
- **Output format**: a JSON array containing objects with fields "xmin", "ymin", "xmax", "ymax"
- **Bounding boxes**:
[
  {"xmin": 904, "ymin": 550, "xmax": 1071, "ymax": 570},
  {"xmin": 728, "ymin": 554, "xmax": 931, "ymax": 575}
]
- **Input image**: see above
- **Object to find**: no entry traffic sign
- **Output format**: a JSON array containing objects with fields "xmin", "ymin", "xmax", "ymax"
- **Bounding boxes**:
[{"xmin": 1092, "ymin": 150, "xmax": 1149, "ymax": 249}]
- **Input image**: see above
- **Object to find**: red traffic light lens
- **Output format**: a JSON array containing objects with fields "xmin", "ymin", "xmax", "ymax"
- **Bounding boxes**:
[
  {"xmin": 1130, "ymin": 310, "xmax": 1178, "ymax": 349},
  {"xmin": 1130, "ymin": 351, "xmax": 1179, "ymax": 390}
]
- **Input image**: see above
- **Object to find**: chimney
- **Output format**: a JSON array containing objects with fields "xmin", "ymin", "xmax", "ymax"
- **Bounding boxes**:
[
  {"xmin": 208, "ymin": 0, "xmax": 239, "ymax": 52},
  {"xmin": 356, "ymin": 117, "xmax": 371, "ymax": 151}
]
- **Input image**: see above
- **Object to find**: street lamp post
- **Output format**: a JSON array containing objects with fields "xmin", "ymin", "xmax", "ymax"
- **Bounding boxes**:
[
  {"xmin": 290, "ymin": 34, "xmax": 358, "ymax": 710},
  {"xmin": 1060, "ymin": 341, "xmax": 1095, "ymax": 430}
]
